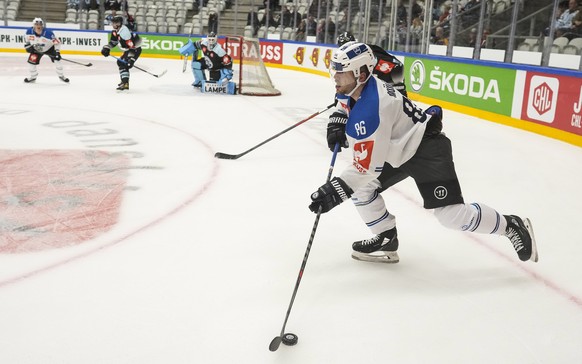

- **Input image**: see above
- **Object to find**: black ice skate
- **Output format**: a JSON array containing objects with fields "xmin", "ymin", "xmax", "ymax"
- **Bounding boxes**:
[
  {"xmin": 24, "ymin": 77, "xmax": 36, "ymax": 83},
  {"xmin": 504, "ymin": 215, "xmax": 538, "ymax": 262},
  {"xmin": 352, "ymin": 228, "xmax": 400, "ymax": 263},
  {"xmin": 116, "ymin": 82, "xmax": 129, "ymax": 91},
  {"xmin": 59, "ymin": 76, "xmax": 70, "ymax": 83}
]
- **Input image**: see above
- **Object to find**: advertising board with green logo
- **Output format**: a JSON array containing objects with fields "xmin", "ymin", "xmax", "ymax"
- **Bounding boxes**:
[
  {"xmin": 405, "ymin": 57, "xmax": 516, "ymax": 116},
  {"xmin": 136, "ymin": 34, "xmax": 200, "ymax": 57}
]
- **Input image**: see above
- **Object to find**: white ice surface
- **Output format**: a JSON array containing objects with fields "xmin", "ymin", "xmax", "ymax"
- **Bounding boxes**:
[{"xmin": 0, "ymin": 54, "xmax": 581, "ymax": 364}]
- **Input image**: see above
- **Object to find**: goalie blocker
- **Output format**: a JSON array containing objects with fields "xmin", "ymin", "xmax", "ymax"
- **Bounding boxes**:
[{"xmin": 201, "ymin": 80, "xmax": 237, "ymax": 95}]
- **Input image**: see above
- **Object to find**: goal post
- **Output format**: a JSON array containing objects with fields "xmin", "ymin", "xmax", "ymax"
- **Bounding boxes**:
[{"xmin": 224, "ymin": 36, "xmax": 281, "ymax": 96}]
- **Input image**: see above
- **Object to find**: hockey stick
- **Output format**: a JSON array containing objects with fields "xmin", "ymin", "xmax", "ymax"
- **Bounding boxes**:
[
  {"xmin": 183, "ymin": 20, "xmax": 195, "ymax": 73},
  {"xmin": 269, "ymin": 143, "xmax": 340, "ymax": 352},
  {"xmin": 214, "ymin": 102, "xmax": 336, "ymax": 160},
  {"xmin": 111, "ymin": 56, "xmax": 167, "ymax": 78},
  {"xmin": 61, "ymin": 58, "xmax": 93, "ymax": 67}
]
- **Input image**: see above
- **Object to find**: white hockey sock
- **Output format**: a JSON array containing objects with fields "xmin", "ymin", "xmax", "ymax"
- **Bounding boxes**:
[
  {"xmin": 54, "ymin": 60, "xmax": 65, "ymax": 78},
  {"xmin": 434, "ymin": 203, "xmax": 507, "ymax": 235},
  {"xmin": 28, "ymin": 63, "xmax": 38, "ymax": 79}
]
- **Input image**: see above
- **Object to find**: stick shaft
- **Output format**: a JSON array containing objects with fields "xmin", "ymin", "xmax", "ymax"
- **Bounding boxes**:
[
  {"xmin": 61, "ymin": 58, "xmax": 92, "ymax": 67},
  {"xmin": 111, "ymin": 56, "xmax": 165, "ymax": 77},
  {"xmin": 215, "ymin": 103, "xmax": 336, "ymax": 160},
  {"xmin": 272, "ymin": 143, "xmax": 340, "ymax": 349}
]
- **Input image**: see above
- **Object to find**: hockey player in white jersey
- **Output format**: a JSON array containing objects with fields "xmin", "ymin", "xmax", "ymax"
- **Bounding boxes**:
[
  {"xmin": 309, "ymin": 42, "xmax": 538, "ymax": 264},
  {"xmin": 23, "ymin": 18, "xmax": 69, "ymax": 83}
]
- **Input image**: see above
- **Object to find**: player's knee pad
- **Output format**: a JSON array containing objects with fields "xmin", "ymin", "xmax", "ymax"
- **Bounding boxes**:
[
  {"xmin": 351, "ymin": 179, "xmax": 382, "ymax": 204},
  {"xmin": 116, "ymin": 59, "xmax": 128, "ymax": 69}
]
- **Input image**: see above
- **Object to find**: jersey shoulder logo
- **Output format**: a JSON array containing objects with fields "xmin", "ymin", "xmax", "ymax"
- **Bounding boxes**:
[
  {"xmin": 352, "ymin": 140, "xmax": 374, "ymax": 173},
  {"xmin": 375, "ymin": 59, "xmax": 395, "ymax": 74}
]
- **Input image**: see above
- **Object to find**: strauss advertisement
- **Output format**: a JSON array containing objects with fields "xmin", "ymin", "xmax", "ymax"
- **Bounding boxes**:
[{"xmin": 222, "ymin": 39, "xmax": 283, "ymax": 64}]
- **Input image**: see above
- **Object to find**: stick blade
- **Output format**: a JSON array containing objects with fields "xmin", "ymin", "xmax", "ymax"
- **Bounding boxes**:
[
  {"xmin": 86, "ymin": 63, "xmax": 93, "ymax": 67},
  {"xmin": 214, "ymin": 152, "xmax": 238, "ymax": 160},
  {"xmin": 155, "ymin": 69, "xmax": 167, "ymax": 78},
  {"xmin": 269, "ymin": 336, "xmax": 282, "ymax": 352}
]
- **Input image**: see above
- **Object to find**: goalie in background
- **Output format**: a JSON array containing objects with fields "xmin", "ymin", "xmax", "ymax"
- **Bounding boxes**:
[
  {"xmin": 23, "ymin": 18, "xmax": 69, "ymax": 83},
  {"xmin": 100, "ymin": 16, "xmax": 142, "ymax": 91},
  {"xmin": 178, "ymin": 32, "xmax": 236, "ymax": 94}
]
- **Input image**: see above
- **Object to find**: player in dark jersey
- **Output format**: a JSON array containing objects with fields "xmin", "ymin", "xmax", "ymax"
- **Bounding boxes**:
[
  {"xmin": 100, "ymin": 16, "xmax": 142, "ymax": 90},
  {"xmin": 179, "ymin": 32, "xmax": 233, "ymax": 88},
  {"xmin": 337, "ymin": 31, "xmax": 406, "ymax": 96}
]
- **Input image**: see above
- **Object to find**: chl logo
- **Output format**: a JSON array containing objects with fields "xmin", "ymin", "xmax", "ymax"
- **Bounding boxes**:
[
  {"xmin": 527, "ymin": 75, "xmax": 559, "ymax": 123},
  {"xmin": 434, "ymin": 186, "xmax": 448, "ymax": 200}
]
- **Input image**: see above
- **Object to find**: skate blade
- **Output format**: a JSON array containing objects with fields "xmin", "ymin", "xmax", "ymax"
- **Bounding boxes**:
[
  {"xmin": 523, "ymin": 218, "xmax": 539, "ymax": 262},
  {"xmin": 351, "ymin": 251, "xmax": 399, "ymax": 264}
]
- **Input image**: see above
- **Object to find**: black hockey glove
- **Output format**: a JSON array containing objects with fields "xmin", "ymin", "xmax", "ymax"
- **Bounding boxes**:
[
  {"xmin": 309, "ymin": 177, "xmax": 353, "ymax": 214},
  {"xmin": 24, "ymin": 44, "xmax": 34, "ymax": 53},
  {"xmin": 101, "ymin": 46, "xmax": 110, "ymax": 57},
  {"xmin": 424, "ymin": 105, "xmax": 443, "ymax": 137},
  {"xmin": 327, "ymin": 112, "xmax": 349, "ymax": 152},
  {"xmin": 54, "ymin": 51, "xmax": 62, "ymax": 61},
  {"xmin": 127, "ymin": 57, "xmax": 135, "ymax": 68}
]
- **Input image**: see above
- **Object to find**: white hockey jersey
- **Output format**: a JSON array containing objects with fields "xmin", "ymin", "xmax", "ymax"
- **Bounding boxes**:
[
  {"xmin": 24, "ymin": 27, "xmax": 61, "ymax": 53},
  {"xmin": 336, "ymin": 76, "xmax": 430, "ymax": 192}
]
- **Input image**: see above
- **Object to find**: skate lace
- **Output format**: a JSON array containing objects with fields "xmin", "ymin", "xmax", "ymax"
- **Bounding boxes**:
[
  {"xmin": 506, "ymin": 227, "xmax": 524, "ymax": 252},
  {"xmin": 361, "ymin": 234, "xmax": 382, "ymax": 246}
]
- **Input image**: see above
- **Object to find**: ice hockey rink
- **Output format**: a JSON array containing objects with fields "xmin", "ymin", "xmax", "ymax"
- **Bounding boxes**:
[{"xmin": 1, "ymin": 52, "xmax": 581, "ymax": 364}]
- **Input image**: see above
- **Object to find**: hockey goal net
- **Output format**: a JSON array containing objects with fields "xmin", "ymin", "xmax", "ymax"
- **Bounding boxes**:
[{"xmin": 224, "ymin": 36, "xmax": 281, "ymax": 96}]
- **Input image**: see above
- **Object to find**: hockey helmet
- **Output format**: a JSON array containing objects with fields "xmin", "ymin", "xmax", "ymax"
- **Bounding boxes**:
[
  {"xmin": 112, "ymin": 16, "xmax": 124, "ymax": 29},
  {"xmin": 336, "ymin": 31, "xmax": 356, "ymax": 46},
  {"xmin": 32, "ymin": 17, "xmax": 44, "ymax": 28},
  {"xmin": 330, "ymin": 42, "xmax": 376, "ymax": 96},
  {"xmin": 207, "ymin": 32, "xmax": 217, "ymax": 49}
]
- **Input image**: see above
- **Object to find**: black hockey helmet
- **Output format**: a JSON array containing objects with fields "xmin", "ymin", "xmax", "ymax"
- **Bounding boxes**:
[
  {"xmin": 112, "ymin": 16, "xmax": 124, "ymax": 29},
  {"xmin": 337, "ymin": 31, "xmax": 356, "ymax": 46}
]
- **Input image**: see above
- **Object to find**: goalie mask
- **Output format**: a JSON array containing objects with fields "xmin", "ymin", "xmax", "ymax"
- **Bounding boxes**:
[
  {"xmin": 207, "ymin": 32, "xmax": 217, "ymax": 49},
  {"xmin": 330, "ymin": 42, "xmax": 376, "ymax": 96}
]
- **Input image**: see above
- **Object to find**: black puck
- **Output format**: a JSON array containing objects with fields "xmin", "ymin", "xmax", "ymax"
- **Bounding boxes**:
[{"xmin": 281, "ymin": 333, "xmax": 298, "ymax": 346}]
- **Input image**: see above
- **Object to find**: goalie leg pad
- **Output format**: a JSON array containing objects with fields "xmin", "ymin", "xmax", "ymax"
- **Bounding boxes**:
[{"xmin": 192, "ymin": 68, "xmax": 205, "ymax": 86}]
